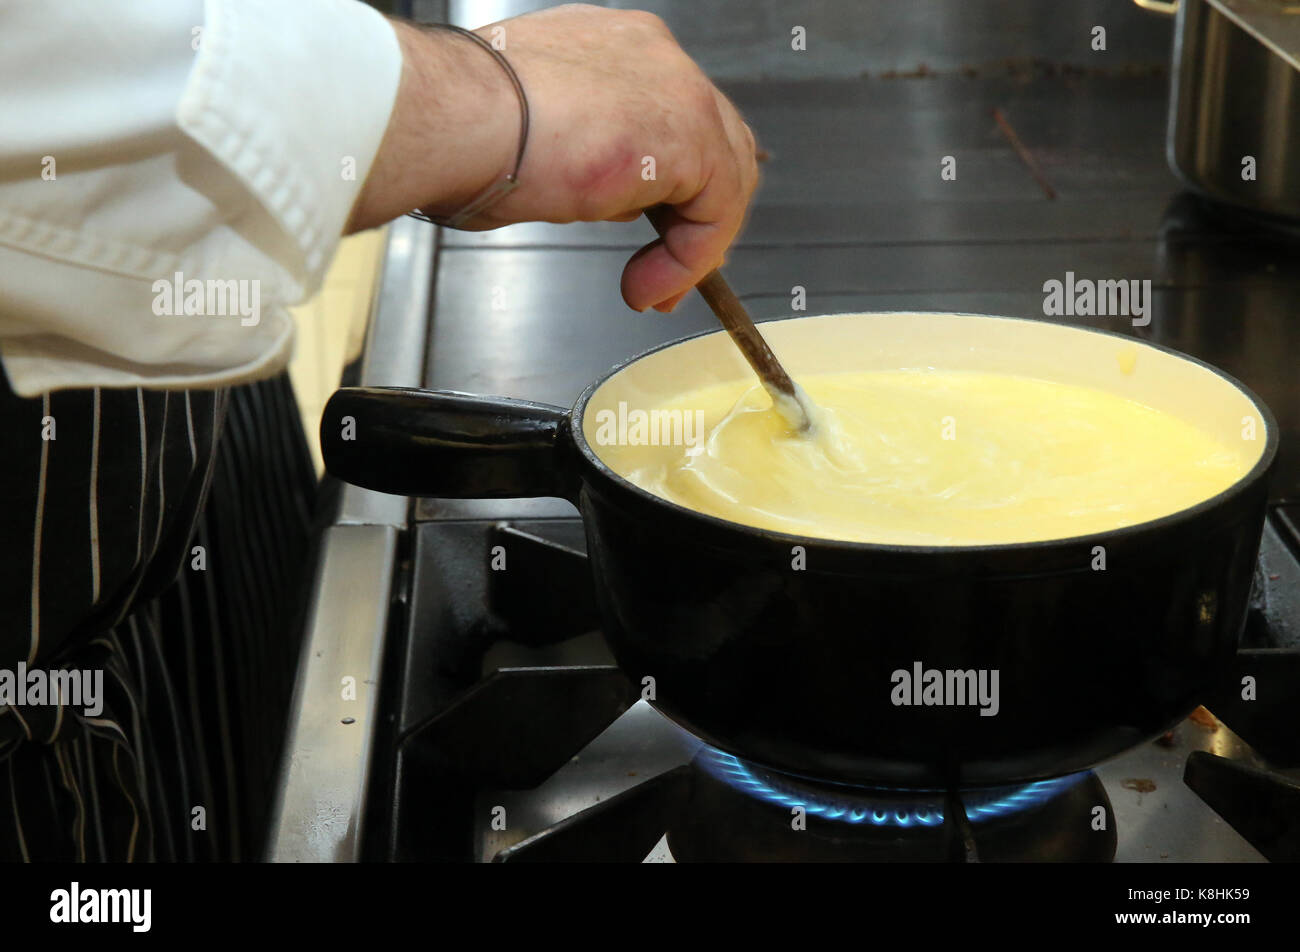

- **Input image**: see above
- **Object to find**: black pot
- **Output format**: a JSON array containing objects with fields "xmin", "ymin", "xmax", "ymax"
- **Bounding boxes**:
[{"xmin": 322, "ymin": 313, "xmax": 1277, "ymax": 787}]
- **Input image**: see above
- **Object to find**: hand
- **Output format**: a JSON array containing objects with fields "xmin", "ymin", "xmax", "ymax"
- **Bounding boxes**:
[{"xmin": 346, "ymin": 4, "xmax": 760, "ymax": 313}]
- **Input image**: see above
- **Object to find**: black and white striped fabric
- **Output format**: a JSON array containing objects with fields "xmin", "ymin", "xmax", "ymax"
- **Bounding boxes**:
[{"xmin": 0, "ymin": 372, "xmax": 318, "ymax": 862}]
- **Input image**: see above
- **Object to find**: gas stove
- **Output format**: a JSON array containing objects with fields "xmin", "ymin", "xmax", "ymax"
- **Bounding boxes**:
[
  {"xmin": 269, "ymin": 2, "xmax": 1300, "ymax": 864},
  {"xmin": 362, "ymin": 508, "xmax": 1300, "ymax": 863}
]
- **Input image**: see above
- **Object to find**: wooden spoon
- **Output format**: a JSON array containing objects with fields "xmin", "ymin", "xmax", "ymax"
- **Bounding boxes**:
[{"xmin": 644, "ymin": 207, "xmax": 818, "ymax": 433}]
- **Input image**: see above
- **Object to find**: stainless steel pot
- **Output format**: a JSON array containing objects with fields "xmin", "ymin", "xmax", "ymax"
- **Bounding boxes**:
[{"xmin": 1137, "ymin": 0, "xmax": 1300, "ymax": 219}]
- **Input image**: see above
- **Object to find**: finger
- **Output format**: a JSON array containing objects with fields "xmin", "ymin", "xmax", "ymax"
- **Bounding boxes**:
[
  {"xmin": 719, "ymin": 98, "xmax": 761, "ymax": 207},
  {"xmin": 620, "ymin": 203, "xmax": 729, "ymax": 311},
  {"xmin": 710, "ymin": 91, "xmax": 761, "ymax": 238},
  {"xmin": 623, "ymin": 86, "xmax": 759, "ymax": 310},
  {"xmin": 652, "ymin": 288, "xmax": 691, "ymax": 313},
  {"xmin": 621, "ymin": 148, "xmax": 746, "ymax": 309},
  {"xmin": 620, "ymin": 237, "xmax": 672, "ymax": 311}
]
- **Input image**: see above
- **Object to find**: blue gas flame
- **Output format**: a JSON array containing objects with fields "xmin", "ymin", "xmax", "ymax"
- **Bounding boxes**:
[{"xmin": 699, "ymin": 748, "xmax": 1087, "ymax": 827}]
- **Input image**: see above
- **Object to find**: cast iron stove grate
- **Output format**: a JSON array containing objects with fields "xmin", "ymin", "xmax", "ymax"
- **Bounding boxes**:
[{"xmin": 367, "ymin": 511, "xmax": 1300, "ymax": 862}]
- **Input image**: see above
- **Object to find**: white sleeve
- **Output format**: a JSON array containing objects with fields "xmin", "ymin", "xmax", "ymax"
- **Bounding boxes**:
[{"xmin": 0, "ymin": 0, "xmax": 402, "ymax": 397}]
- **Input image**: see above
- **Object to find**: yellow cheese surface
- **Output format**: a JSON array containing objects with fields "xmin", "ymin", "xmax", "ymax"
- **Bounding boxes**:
[{"xmin": 594, "ymin": 371, "xmax": 1253, "ymax": 545}]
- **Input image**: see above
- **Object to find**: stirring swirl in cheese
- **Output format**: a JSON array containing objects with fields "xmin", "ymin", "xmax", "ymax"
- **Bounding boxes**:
[{"xmin": 595, "ymin": 370, "xmax": 1253, "ymax": 545}]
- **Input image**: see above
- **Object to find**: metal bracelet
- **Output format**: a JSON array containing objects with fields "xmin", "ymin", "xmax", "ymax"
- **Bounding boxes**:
[{"xmin": 406, "ymin": 23, "xmax": 529, "ymax": 229}]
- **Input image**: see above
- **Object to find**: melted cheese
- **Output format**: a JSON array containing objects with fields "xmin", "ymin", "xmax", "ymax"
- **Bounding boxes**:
[{"xmin": 594, "ymin": 370, "xmax": 1253, "ymax": 545}]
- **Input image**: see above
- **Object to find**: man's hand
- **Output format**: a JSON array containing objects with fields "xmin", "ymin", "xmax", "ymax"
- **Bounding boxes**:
[{"xmin": 346, "ymin": 4, "xmax": 760, "ymax": 313}]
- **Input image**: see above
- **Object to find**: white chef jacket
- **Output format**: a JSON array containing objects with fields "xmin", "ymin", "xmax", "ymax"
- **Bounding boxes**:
[{"xmin": 0, "ymin": 0, "xmax": 402, "ymax": 397}]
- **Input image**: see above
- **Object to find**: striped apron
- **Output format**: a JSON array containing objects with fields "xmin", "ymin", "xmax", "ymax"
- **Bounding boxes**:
[{"xmin": 0, "ymin": 373, "xmax": 318, "ymax": 861}]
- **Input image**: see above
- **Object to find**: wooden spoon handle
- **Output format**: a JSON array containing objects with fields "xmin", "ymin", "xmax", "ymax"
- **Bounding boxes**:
[
  {"xmin": 642, "ymin": 205, "xmax": 798, "ymax": 402},
  {"xmin": 693, "ymin": 270, "xmax": 799, "ymax": 399}
]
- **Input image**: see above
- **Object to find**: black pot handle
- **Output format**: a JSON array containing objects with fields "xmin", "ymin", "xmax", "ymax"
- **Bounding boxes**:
[{"xmin": 321, "ymin": 387, "xmax": 579, "ymax": 501}]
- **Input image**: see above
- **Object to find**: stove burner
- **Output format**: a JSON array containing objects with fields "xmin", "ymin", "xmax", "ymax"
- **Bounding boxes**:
[
  {"xmin": 669, "ymin": 749, "xmax": 1116, "ymax": 862},
  {"xmin": 699, "ymin": 748, "xmax": 1087, "ymax": 828}
]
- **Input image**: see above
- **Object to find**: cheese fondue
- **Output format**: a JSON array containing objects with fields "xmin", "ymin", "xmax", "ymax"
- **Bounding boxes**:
[{"xmin": 594, "ymin": 370, "xmax": 1254, "ymax": 545}]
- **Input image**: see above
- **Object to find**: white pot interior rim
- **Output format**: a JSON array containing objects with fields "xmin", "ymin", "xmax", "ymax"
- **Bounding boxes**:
[{"xmin": 573, "ymin": 313, "xmax": 1274, "ymax": 545}]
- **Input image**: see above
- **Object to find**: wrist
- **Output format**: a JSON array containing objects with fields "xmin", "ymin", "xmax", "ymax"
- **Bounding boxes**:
[{"xmin": 346, "ymin": 19, "xmax": 517, "ymax": 233}]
